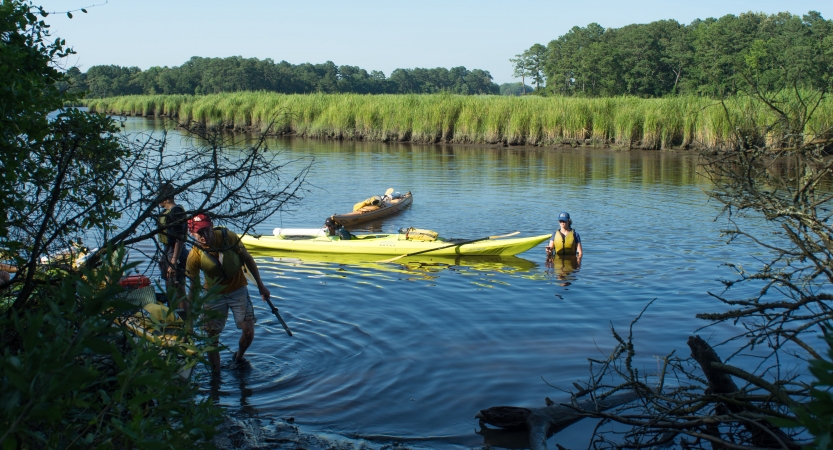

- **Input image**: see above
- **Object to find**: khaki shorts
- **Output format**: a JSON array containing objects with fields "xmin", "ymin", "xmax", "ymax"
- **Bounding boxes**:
[{"xmin": 202, "ymin": 286, "xmax": 256, "ymax": 334}]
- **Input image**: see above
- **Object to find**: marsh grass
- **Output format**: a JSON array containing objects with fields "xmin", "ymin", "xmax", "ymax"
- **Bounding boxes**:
[{"xmin": 84, "ymin": 92, "xmax": 833, "ymax": 149}]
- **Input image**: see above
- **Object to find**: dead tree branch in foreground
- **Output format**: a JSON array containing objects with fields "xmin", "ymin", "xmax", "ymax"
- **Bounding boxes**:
[
  {"xmin": 6, "ymin": 114, "xmax": 312, "ymax": 310},
  {"xmin": 476, "ymin": 83, "xmax": 832, "ymax": 448}
]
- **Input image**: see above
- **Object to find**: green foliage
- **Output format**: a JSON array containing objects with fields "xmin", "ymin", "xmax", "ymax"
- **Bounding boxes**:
[
  {"xmin": 499, "ymin": 83, "xmax": 533, "ymax": 96},
  {"xmin": 770, "ymin": 327, "xmax": 833, "ymax": 449},
  {"xmin": 0, "ymin": 0, "xmax": 73, "ymax": 238},
  {"xmin": 387, "ymin": 66, "xmax": 498, "ymax": 95},
  {"xmin": 802, "ymin": 332, "xmax": 833, "ymax": 448},
  {"xmin": 0, "ymin": 0, "xmax": 136, "ymax": 311},
  {"xmin": 0, "ymin": 3, "xmax": 225, "ymax": 447},
  {"xmin": 9, "ymin": 108, "xmax": 127, "ymax": 260},
  {"xmin": 84, "ymin": 91, "xmax": 833, "ymax": 149},
  {"xmin": 0, "ymin": 249, "xmax": 222, "ymax": 448},
  {"xmin": 67, "ymin": 56, "xmax": 499, "ymax": 97},
  {"xmin": 536, "ymin": 11, "xmax": 833, "ymax": 97},
  {"xmin": 510, "ymin": 44, "xmax": 547, "ymax": 93}
]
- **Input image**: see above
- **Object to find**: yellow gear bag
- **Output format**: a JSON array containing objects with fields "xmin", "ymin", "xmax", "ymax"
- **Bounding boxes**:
[
  {"xmin": 353, "ymin": 196, "xmax": 382, "ymax": 211},
  {"xmin": 401, "ymin": 228, "xmax": 439, "ymax": 242}
]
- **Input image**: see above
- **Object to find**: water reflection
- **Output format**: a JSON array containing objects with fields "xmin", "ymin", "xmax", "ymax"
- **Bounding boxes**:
[
  {"xmin": 259, "ymin": 137, "xmax": 709, "ymax": 189},
  {"xmin": 476, "ymin": 424, "xmax": 530, "ymax": 450},
  {"xmin": 118, "ymin": 117, "xmax": 782, "ymax": 449},
  {"xmin": 247, "ymin": 249, "xmax": 539, "ymax": 280},
  {"xmin": 204, "ymin": 362, "xmax": 260, "ymax": 417},
  {"xmin": 546, "ymin": 255, "xmax": 581, "ymax": 287}
]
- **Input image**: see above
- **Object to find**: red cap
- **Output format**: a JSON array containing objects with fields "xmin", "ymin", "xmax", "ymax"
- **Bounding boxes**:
[{"xmin": 188, "ymin": 213, "xmax": 212, "ymax": 234}]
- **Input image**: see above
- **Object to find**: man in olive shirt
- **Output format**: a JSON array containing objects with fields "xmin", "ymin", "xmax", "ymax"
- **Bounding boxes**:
[
  {"xmin": 156, "ymin": 183, "xmax": 188, "ymax": 310},
  {"xmin": 185, "ymin": 213, "xmax": 270, "ymax": 372}
]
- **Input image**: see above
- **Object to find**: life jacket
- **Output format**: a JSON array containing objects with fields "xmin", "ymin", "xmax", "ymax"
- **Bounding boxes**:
[
  {"xmin": 192, "ymin": 227, "xmax": 243, "ymax": 281},
  {"xmin": 552, "ymin": 229, "xmax": 577, "ymax": 255},
  {"xmin": 157, "ymin": 205, "xmax": 184, "ymax": 245}
]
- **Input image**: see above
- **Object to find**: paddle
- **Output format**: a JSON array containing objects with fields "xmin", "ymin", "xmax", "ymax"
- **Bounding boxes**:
[
  {"xmin": 377, "ymin": 231, "xmax": 520, "ymax": 263},
  {"xmin": 243, "ymin": 267, "xmax": 293, "ymax": 336},
  {"xmin": 264, "ymin": 296, "xmax": 293, "ymax": 337}
]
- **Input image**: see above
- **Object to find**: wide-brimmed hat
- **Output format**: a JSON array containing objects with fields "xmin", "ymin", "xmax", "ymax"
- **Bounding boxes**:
[{"xmin": 187, "ymin": 213, "xmax": 212, "ymax": 234}]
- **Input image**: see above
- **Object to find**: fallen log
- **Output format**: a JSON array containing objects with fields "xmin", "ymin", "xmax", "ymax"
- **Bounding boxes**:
[
  {"xmin": 687, "ymin": 335, "xmax": 799, "ymax": 449},
  {"xmin": 476, "ymin": 390, "xmax": 642, "ymax": 450},
  {"xmin": 475, "ymin": 335, "xmax": 801, "ymax": 449}
]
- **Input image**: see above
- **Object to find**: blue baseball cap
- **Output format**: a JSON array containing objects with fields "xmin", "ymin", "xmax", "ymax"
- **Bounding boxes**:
[{"xmin": 558, "ymin": 212, "xmax": 570, "ymax": 222}]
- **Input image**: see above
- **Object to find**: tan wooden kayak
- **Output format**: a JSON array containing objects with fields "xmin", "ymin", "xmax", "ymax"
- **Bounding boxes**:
[{"xmin": 332, "ymin": 192, "xmax": 413, "ymax": 227}]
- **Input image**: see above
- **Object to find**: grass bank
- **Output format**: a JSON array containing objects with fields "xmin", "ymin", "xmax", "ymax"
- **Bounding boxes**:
[{"xmin": 84, "ymin": 92, "xmax": 833, "ymax": 149}]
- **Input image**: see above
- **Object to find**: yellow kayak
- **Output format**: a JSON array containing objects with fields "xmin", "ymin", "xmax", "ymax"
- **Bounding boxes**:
[
  {"xmin": 248, "ymin": 248, "xmax": 538, "ymax": 271},
  {"xmin": 241, "ymin": 232, "xmax": 550, "ymax": 256}
]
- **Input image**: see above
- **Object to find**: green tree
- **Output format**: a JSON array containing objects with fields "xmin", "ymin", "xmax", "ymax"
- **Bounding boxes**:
[
  {"xmin": 656, "ymin": 19, "xmax": 694, "ymax": 94},
  {"xmin": 543, "ymin": 23, "xmax": 606, "ymax": 95},
  {"xmin": 509, "ymin": 53, "xmax": 531, "ymax": 94},
  {"xmin": 0, "ymin": 1, "xmax": 223, "ymax": 447},
  {"xmin": 0, "ymin": 0, "xmax": 71, "ymax": 238},
  {"xmin": 500, "ymin": 82, "xmax": 533, "ymax": 96},
  {"xmin": 1, "ymin": 1, "xmax": 314, "ymax": 446},
  {"xmin": 85, "ymin": 65, "xmax": 142, "ymax": 97},
  {"xmin": 536, "ymin": 12, "xmax": 833, "ymax": 97},
  {"xmin": 526, "ymin": 44, "xmax": 548, "ymax": 93}
]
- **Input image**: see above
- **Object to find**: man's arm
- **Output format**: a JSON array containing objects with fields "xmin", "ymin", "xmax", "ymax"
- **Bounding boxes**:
[
  {"xmin": 169, "ymin": 240, "xmax": 184, "ymax": 277},
  {"xmin": 239, "ymin": 247, "xmax": 270, "ymax": 302}
]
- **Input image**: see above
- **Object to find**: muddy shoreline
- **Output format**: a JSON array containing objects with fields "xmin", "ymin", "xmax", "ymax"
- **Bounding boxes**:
[{"xmin": 108, "ymin": 111, "xmax": 710, "ymax": 153}]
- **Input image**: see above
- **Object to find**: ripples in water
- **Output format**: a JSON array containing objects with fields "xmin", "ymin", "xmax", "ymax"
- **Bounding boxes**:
[{"xmin": 116, "ymin": 121, "xmax": 780, "ymax": 448}]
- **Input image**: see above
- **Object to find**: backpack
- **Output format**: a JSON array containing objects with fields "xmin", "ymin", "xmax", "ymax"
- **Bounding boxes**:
[{"xmin": 194, "ymin": 227, "xmax": 243, "ymax": 281}]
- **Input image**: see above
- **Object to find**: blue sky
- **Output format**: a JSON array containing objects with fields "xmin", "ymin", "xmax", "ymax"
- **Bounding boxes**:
[{"xmin": 37, "ymin": 0, "xmax": 833, "ymax": 85}]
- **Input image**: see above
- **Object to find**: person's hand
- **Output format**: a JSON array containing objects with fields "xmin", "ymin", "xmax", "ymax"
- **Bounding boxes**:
[
  {"xmin": 166, "ymin": 264, "xmax": 176, "ymax": 279},
  {"xmin": 258, "ymin": 284, "xmax": 271, "ymax": 302}
]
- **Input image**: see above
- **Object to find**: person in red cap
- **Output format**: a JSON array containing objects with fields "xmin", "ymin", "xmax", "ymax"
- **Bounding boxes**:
[{"xmin": 185, "ymin": 213, "xmax": 271, "ymax": 372}]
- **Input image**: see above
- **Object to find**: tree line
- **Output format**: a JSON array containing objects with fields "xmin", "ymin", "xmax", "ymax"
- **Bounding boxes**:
[
  {"xmin": 510, "ymin": 10, "xmax": 833, "ymax": 97},
  {"xmin": 64, "ymin": 57, "xmax": 501, "ymax": 97}
]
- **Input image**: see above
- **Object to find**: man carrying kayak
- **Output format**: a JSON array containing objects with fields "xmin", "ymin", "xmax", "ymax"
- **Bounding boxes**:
[{"xmin": 185, "ymin": 213, "xmax": 271, "ymax": 372}]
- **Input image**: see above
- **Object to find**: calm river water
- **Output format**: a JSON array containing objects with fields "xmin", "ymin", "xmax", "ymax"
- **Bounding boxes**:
[{"xmin": 124, "ymin": 117, "xmax": 774, "ymax": 449}]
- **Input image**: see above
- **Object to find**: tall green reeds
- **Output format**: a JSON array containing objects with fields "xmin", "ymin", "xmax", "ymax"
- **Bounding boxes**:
[{"xmin": 84, "ymin": 91, "xmax": 833, "ymax": 149}]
